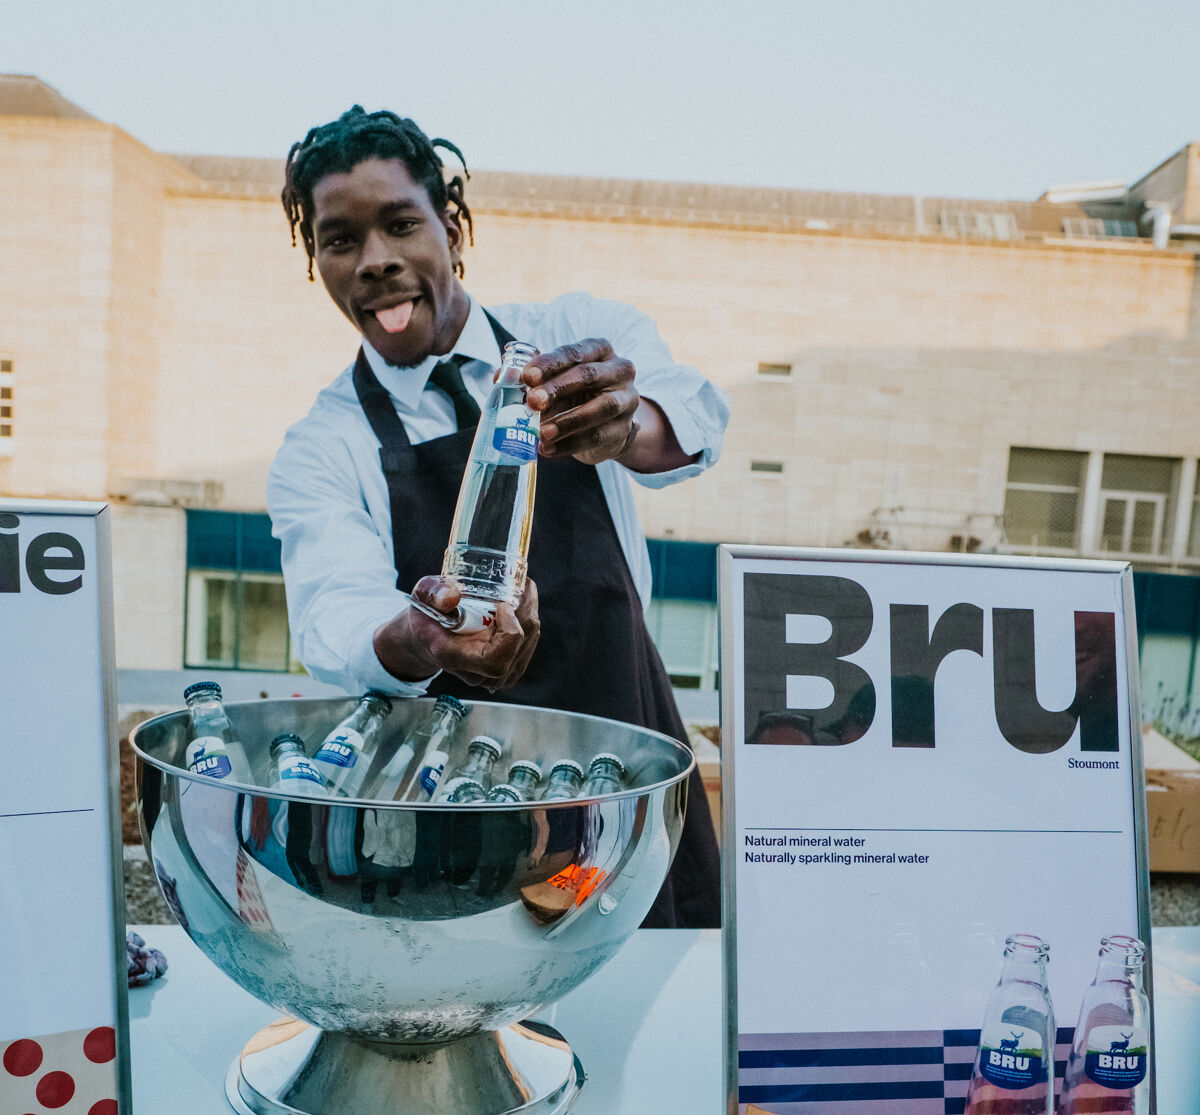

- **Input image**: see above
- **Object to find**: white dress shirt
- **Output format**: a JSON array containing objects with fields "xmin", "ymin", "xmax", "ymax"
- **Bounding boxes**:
[{"xmin": 268, "ymin": 291, "xmax": 729, "ymax": 696}]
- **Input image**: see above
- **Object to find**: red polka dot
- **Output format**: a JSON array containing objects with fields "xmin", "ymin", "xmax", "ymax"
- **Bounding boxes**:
[
  {"xmin": 35, "ymin": 1071, "xmax": 75, "ymax": 1108},
  {"xmin": 2, "ymin": 1039, "xmax": 43, "ymax": 1077},
  {"xmin": 89, "ymin": 1101, "xmax": 119, "ymax": 1115},
  {"xmin": 83, "ymin": 1027, "xmax": 116, "ymax": 1064}
]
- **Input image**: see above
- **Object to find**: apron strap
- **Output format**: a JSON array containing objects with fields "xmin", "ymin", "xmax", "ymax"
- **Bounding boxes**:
[{"xmin": 352, "ymin": 308, "xmax": 519, "ymax": 453}]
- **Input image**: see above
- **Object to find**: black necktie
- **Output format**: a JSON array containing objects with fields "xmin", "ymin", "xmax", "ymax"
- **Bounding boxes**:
[{"xmin": 428, "ymin": 356, "xmax": 481, "ymax": 430}]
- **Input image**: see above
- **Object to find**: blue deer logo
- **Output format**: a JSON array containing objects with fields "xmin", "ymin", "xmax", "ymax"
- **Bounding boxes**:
[{"xmin": 997, "ymin": 1031, "xmax": 1023, "ymax": 1055}]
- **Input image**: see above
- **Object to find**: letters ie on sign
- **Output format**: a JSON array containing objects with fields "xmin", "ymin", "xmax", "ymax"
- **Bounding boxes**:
[
  {"xmin": 0, "ymin": 512, "xmax": 86, "ymax": 595},
  {"xmin": 743, "ymin": 572, "xmax": 1118, "ymax": 755}
]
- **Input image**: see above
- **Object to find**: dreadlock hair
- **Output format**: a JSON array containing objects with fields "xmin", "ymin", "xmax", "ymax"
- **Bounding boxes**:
[{"xmin": 281, "ymin": 106, "xmax": 473, "ymax": 280}]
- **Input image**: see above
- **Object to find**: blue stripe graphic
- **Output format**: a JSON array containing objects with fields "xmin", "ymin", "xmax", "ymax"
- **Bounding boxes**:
[
  {"xmin": 740, "ymin": 1046, "xmax": 944, "ymax": 1068},
  {"xmin": 740, "ymin": 1080, "xmax": 947, "ymax": 1103}
]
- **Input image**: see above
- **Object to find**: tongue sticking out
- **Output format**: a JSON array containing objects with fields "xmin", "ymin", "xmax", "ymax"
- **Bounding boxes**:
[{"xmin": 375, "ymin": 301, "xmax": 415, "ymax": 333}]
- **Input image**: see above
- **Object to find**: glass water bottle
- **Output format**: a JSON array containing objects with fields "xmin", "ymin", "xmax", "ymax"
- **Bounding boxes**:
[
  {"xmin": 310, "ymin": 690, "xmax": 393, "ymax": 797},
  {"xmin": 1058, "ymin": 935, "xmax": 1151, "ymax": 1115},
  {"xmin": 580, "ymin": 753, "xmax": 626, "ymax": 797},
  {"xmin": 540, "ymin": 759, "xmax": 584, "ymax": 801},
  {"xmin": 267, "ymin": 734, "xmax": 328, "ymax": 796},
  {"xmin": 441, "ymin": 341, "xmax": 540, "ymax": 609},
  {"xmin": 964, "ymin": 933, "xmax": 1056, "ymax": 1115},
  {"xmin": 396, "ymin": 694, "xmax": 469, "ymax": 802},
  {"xmin": 506, "ymin": 759, "xmax": 543, "ymax": 800},
  {"xmin": 183, "ymin": 681, "xmax": 253, "ymax": 783},
  {"xmin": 435, "ymin": 734, "xmax": 502, "ymax": 801}
]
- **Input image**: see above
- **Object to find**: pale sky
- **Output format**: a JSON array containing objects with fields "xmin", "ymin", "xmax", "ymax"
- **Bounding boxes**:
[{"xmin": 4, "ymin": 0, "xmax": 1199, "ymax": 200}]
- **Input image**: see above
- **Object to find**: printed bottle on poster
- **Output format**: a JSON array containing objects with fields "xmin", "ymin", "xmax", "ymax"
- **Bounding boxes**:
[
  {"xmin": 964, "ymin": 933, "xmax": 1056, "ymax": 1115},
  {"xmin": 183, "ymin": 681, "xmax": 253, "ymax": 783},
  {"xmin": 1058, "ymin": 934, "xmax": 1151, "ymax": 1115},
  {"xmin": 310, "ymin": 690, "xmax": 393, "ymax": 797},
  {"xmin": 441, "ymin": 341, "xmax": 540, "ymax": 611}
]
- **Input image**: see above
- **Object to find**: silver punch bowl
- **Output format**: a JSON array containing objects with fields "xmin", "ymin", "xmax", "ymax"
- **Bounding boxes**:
[{"xmin": 131, "ymin": 697, "xmax": 694, "ymax": 1115}]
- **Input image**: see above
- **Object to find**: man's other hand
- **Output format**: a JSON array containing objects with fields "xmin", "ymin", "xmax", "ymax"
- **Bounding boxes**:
[{"xmin": 373, "ymin": 576, "xmax": 540, "ymax": 690}]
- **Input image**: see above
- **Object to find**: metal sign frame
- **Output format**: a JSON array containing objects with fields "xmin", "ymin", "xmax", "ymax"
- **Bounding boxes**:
[
  {"xmin": 0, "ymin": 499, "xmax": 132, "ymax": 1114},
  {"xmin": 720, "ymin": 545, "xmax": 1153, "ymax": 1115}
]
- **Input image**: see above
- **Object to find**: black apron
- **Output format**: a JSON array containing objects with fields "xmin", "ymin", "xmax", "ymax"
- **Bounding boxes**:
[{"xmin": 351, "ymin": 312, "xmax": 720, "ymax": 928}]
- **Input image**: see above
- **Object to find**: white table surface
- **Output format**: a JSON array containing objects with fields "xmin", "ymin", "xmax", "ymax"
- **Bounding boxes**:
[{"xmin": 128, "ymin": 924, "xmax": 1199, "ymax": 1114}]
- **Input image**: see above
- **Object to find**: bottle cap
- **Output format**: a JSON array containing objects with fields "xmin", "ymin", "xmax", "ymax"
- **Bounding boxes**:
[
  {"xmin": 434, "ymin": 694, "xmax": 468, "ymax": 719},
  {"xmin": 362, "ymin": 689, "xmax": 394, "ymax": 711},
  {"xmin": 269, "ymin": 733, "xmax": 305, "ymax": 757},
  {"xmin": 588, "ymin": 752, "xmax": 626, "ymax": 776},
  {"xmin": 549, "ymin": 759, "xmax": 584, "ymax": 779},
  {"xmin": 468, "ymin": 735, "xmax": 502, "ymax": 760},
  {"xmin": 447, "ymin": 778, "xmax": 486, "ymax": 802},
  {"xmin": 509, "ymin": 759, "xmax": 543, "ymax": 781},
  {"xmin": 183, "ymin": 681, "xmax": 222, "ymax": 701},
  {"xmin": 486, "ymin": 783, "xmax": 522, "ymax": 802}
]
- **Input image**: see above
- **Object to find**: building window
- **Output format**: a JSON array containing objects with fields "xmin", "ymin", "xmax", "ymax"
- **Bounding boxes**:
[
  {"xmin": 645, "ymin": 598, "xmax": 718, "ymax": 689},
  {"xmin": 646, "ymin": 538, "xmax": 718, "ymax": 690},
  {"xmin": 750, "ymin": 460, "xmax": 784, "ymax": 476},
  {"xmin": 1062, "ymin": 217, "xmax": 1140, "ymax": 239},
  {"xmin": 1189, "ymin": 492, "xmax": 1200, "ymax": 559},
  {"xmin": 940, "ymin": 210, "xmax": 1018, "ymax": 240},
  {"xmin": 0, "ymin": 358, "xmax": 12, "ymax": 450},
  {"xmin": 1097, "ymin": 454, "xmax": 1178, "ymax": 556},
  {"xmin": 184, "ymin": 510, "xmax": 299, "ymax": 672},
  {"xmin": 757, "ymin": 362, "xmax": 793, "ymax": 381},
  {"xmin": 1003, "ymin": 448, "xmax": 1086, "ymax": 550}
]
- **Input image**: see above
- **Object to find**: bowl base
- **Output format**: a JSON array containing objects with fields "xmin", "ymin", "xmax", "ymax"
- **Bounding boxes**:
[{"xmin": 225, "ymin": 1015, "xmax": 585, "ymax": 1115}]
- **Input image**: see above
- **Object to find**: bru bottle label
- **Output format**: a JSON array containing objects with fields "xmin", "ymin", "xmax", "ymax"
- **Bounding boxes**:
[
  {"xmin": 316, "ymin": 729, "xmax": 363, "ymax": 768},
  {"xmin": 493, "ymin": 405, "xmax": 538, "ymax": 462},
  {"xmin": 978, "ymin": 1024, "xmax": 1047, "ymax": 1089},
  {"xmin": 418, "ymin": 751, "xmax": 449, "ymax": 796},
  {"xmin": 1083, "ymin": 1026, "xmax": 1148, "ymax": 1088},
  {"xmin": 187, "ymin": 736, "xmax": 232, "ymax": 779},
  {"xmin": 279, "ymin": 756, "xmax": 324, "ymax": 784}
]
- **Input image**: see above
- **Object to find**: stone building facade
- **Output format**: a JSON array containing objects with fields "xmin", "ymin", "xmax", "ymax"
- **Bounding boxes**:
[{"xmin": 3, "ymin": 75, "xmax": 1199, "ymax": 704}]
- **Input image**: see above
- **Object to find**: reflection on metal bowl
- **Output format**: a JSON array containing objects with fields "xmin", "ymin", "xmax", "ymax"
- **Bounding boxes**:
[{"xmin": 131, "ymin": 697, "xmax": 693, "ymax": 1115}]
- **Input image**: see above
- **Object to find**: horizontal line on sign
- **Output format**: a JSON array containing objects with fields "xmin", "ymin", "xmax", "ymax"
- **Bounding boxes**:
[
  {"xmin": 1, "ymin": 808, "xmax": 96, "ymax": 820},
  {"xmin": 744, "ymin": 826, "xmax": 1123, "ymax": 834}
]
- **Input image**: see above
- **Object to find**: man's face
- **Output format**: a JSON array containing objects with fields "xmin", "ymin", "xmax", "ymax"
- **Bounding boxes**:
[{"xmin": 310, "ymin": 157, "xmax": 470, "ymax": 366}]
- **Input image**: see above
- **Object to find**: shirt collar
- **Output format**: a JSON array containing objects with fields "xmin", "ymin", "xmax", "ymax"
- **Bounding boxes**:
[{"xmin": 360, "ymin": 298, "xmax": 501, "ymax": 415}]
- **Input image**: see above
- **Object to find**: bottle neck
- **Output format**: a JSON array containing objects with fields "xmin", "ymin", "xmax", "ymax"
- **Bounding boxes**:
[
  {"xmin": 187, "ymin": 695, "xmax": 226, "ymax": 722},
  {"xmin": 997, "ymin": 934, "xmax": 1051, "ymax": 987},
  {"xmin": 1093, "ymin": 936, "xmax": 1146, "ymax": 987},
  {"xmin": 496, "ymin": 342, "xmax": 537, "ymax": 386},
  {"xmin": 999, "ymin": 954, "xmax": 1049, "ymax": 986}
]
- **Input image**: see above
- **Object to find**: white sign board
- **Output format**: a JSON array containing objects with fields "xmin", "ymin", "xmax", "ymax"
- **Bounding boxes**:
[
  {"xmin": 720, "ymin": 547, "xmax": 1151, "ymax": 1115},
  {"xmin": 0, "ymin": 500, "xmax": 131, "ymax": 1113}
]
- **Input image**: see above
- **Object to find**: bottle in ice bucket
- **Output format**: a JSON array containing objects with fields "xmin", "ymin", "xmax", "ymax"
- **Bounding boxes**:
[
  {"xmin": 540, "ymin": 759, "xmax": 584, "ymax": 800},
  {"xmin": 441, "ymin": 341, "xmax": 540, "ymax": 614},
  {"xmin": 963, "ymin": 933, "xmax": 1056, "ymax": 1115},
  {"xmin": 447, "ymin": 778, "xmax": 488, "ymax": 803},
  {"xmin": 310, "ymin": 690, "xmax": 392, "ymax": 797},
  {"xmin": 397, "ymin": 694, "xmax": 469, "ymax": 801},
  {"xmin": 485, "ymin": 783, "xmax": 522, "ymax": 803},
  {"xmin": 1058, "ymin": 935, "xmax": 1151, "ymax": 1115},
  {"xmin": 183, "ymin": 681, "xmax": 253, "ymax": 782},
  {"xmin": 267, "ymin": 734, "xmax": 329, "ymax": 797},
  {"xmin": 435, "ymin": 734, "xmax": 503, "ymax": 800},
  {"xmin": 580, "ymin": 753, "xmax": 627, "ymax": 797},
  {"xmin": 505, "ymin": 759, "xmax": 543, "ymax": 800}
]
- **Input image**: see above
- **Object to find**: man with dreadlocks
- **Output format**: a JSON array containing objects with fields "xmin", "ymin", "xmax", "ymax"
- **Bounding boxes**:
[{"xmin": 268, "ymin": 106, "xmax": 728, "ymax": 927}]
